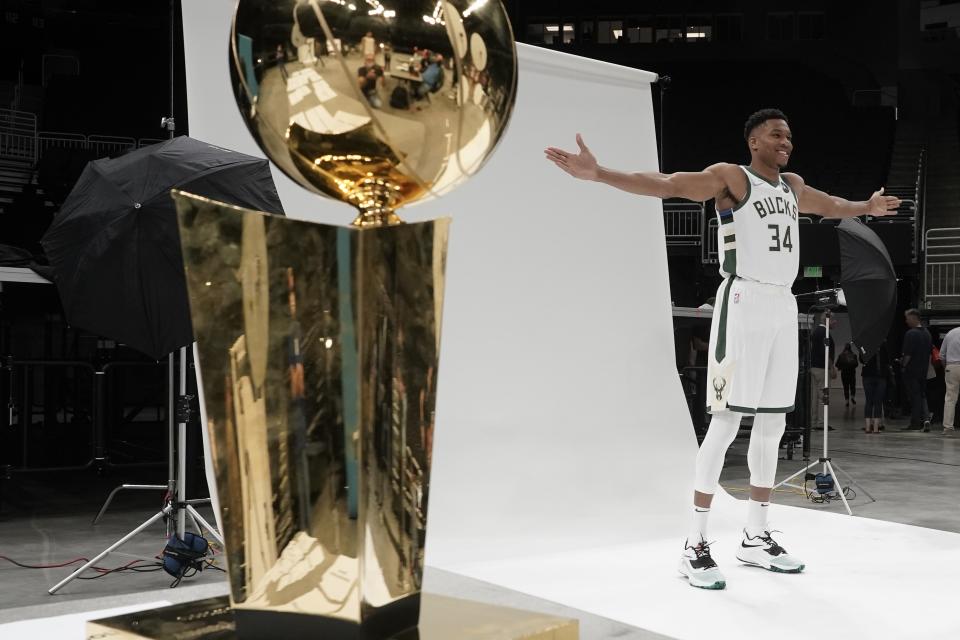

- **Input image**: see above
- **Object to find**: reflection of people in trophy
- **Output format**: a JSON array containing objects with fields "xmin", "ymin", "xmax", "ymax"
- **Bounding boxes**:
[
  {"xmin": 420, "ymin": 364, "xmax": 435, "ymax": 468},
  {"xmin": 546, "ymin": 109, "xmax": 899, "ymax": 590},
  {"xmin": 275, "ymin": 43, "xmax": 288, "ymax": 80},
  {"xmin": 357, "ymin": 53, "xmax": 385, "ymax": 109},
  {"xmin": 287, "ymin": 267, "xmax": 312, "ymax": 529},
  {"xmin": 416, "ymin": 54, "xmax": 444, "ymax": 99},
  {"xmin": 383, "ymin": 42, "xmax": 392, "ymax": 71},
  {"xmin": 361, "ymin": 31, "xmax": 376, "ymax": 59}
]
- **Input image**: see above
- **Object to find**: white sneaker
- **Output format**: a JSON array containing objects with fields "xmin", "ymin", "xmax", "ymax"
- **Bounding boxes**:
[
  {"xmin": 679, "ymin": 539, "xmax": 726, "ymax": 590},
  {"xmin": 736, "ymin": 529, "xmax": 805, "ymax": 573}
]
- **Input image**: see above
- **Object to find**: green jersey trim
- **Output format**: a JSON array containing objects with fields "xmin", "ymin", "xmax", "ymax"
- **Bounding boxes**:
[{"xmin": 744, "ymin": 165, "xmax": 780, "ymax": 188}]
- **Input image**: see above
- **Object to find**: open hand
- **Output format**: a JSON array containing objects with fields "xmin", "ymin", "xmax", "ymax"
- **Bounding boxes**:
[
  {"xmin": 544, "ymin": 134, "xmax": 599, "ymax": 180},
  {"xmin": 868, "ymin": 188, "xmax": 900, "ymax": 216}
]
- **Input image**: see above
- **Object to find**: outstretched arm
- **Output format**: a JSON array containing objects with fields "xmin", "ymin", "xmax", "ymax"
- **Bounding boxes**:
[
  {"xmin": 783, "ymin": 173, "xmax": 901, "ymax": 218},
  {"xmin": 544, "ymin": 134, "xmax": 729, "ymax": 202}
]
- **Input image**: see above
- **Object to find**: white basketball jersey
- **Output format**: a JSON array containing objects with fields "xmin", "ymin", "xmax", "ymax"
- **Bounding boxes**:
[{"xmin": 716, "ymin": 166, "xmax": 800, "ymax": 286}]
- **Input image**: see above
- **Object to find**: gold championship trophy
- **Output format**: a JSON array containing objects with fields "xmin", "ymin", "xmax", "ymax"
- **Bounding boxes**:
[{"xmin": 87, "ymin": 1, "xmax": 577, "ymax": 638}]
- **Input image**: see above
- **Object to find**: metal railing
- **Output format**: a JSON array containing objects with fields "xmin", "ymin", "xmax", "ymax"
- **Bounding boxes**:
[
  {"xmin": 0, "ymin": 108, "xmax": 37, "ymax": 162},
  {"xmin": 924, "ymin": 227, "xmax": 960, "ymax": 301},
  {"xmin": 664, "ymin": 202, "xmax": 704, "ymax": 246},
  {"xmin": 34, "ymin": 132, "xmax": 157, "ymax": 159},
  {"xmin": 88, "ymin": 135, "xmax": 136, "ymax": 158},
  {"xmin": 2, "ymin": 109, "xmax": 166, "ymax": 165},
  {"xmin": 37, "ymin": 131, "xmax": 86, "ymax": 156},
  {"xmin": 703, "ymin": 217, "xmax": 718, "ymax": 264}
]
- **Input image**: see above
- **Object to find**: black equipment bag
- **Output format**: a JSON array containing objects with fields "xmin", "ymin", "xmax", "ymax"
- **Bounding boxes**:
[{"xmin": 390, "ymin": 85, "xmax": 410, "ymax": 109}]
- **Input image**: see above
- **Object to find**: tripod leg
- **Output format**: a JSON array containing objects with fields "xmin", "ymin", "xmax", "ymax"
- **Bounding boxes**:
[
  {"xmin": 829, "ymin": 461, "xmax": 877, "ymax": 503},
  {"xmin": 92, "ymin": 484, "xmax": 166, "ymax": 524},
  {"xmin": 185, "ymin": 509, "xmax": 202, "ymax": 534},
  {"xmin": 186, "ymin": 505, "xmax": 223, "ymax": 545},
  {"xmin": 774, "ymin": 460, "xmax": 817, "ymax": 491},
  {"xmin": 823, "ymin": 460, "xmax": 853, "ymax": 516},
  {"xmin": 48, "ymin": 509, "xmax": 167, "ymax": 594}
]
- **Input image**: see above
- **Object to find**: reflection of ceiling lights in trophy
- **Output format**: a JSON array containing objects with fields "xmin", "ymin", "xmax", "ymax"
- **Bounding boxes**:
[
  {"xmin": 424, "ymin": 1, "xmax": 445, "ymax": 25},
  {"xmin": 463, "ymin": 0, "xmax": 490, "ymax": 17}
]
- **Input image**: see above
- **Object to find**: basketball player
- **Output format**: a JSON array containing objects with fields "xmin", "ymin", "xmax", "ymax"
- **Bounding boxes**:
[{"xmin": 545, "ymin": 109, "xmax": 899, "ymax": 589}]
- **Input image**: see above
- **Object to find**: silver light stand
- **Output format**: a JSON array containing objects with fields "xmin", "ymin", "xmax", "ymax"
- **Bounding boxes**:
[
  {"xmin": 49, "ymin": 346, "xmax": 222, "ymax": 594},
  {"xmin": 91, "ymin": 353, "xmax": 175, "ymax": 531},
  {"xmin": 775, "ymin": 298, "xmax": 876, "ymax": 515},
  {"xmin": 92, "ymin": 109, "xmax": 181, "ymax": 526}
]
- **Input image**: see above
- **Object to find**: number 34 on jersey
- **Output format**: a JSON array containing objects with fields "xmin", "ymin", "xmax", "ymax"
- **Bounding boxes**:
[{"xmin": 716, "ymin": 166, "xmax": 800, "ymax": 286}]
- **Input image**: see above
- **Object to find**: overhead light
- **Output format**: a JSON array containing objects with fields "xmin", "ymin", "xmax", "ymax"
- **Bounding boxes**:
[
  {"xmin": 687, "ymin": 31, "xmax": 706, "ymax": 38},
  {"xmin": 463, "ymin": 0, "xmax": 488, "ymax": 18},
  {"xmin": 545, "ymin": 25, "xmax": 559, "ymax": 32},
  {"xmin": 423, "ymin": 1, "xmax": 444, "ymax": 25}
]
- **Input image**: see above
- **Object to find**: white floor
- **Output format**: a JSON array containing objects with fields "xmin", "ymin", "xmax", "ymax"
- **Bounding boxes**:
[
  {"xmin": 0, "ymin": 601, "xmax": 172, "ymax": 639},
  {"xmin": 441, "ymin": 491, "xmax": 960, "ymax": 640}
]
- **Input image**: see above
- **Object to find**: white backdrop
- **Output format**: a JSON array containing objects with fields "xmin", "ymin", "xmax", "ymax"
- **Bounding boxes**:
[{"xmin": 181, "ymin": 0, "xmax": 694, "ymax": 569}]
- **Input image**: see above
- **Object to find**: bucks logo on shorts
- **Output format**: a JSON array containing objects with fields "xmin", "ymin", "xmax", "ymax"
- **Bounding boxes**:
[{"xmin": 713, "ymin": 376, "xmax": 727, "ymax": 401}]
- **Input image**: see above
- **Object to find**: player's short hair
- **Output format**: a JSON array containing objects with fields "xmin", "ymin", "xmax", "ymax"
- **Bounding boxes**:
[
  {"xmin": 744, "ymin": 108, "xmax": 788, "ymax": 141},
  {"xmin": 905, "ymin": 308, "xmax": 921, "ymax": 320}
]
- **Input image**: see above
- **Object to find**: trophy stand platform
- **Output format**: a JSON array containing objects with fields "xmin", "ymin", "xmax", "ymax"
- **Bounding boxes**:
[{"xmin": 85, "ymin": 593, "xmax": 579, "ymax": 639}]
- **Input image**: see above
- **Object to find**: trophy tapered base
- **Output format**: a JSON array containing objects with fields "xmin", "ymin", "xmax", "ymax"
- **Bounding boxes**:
[
  {"xmin": 85, "ymin": 594, "xmax": 579, "ymax": 639},
  {"xmin": 233, "ymin": 593, "xmax": 419, "ymax": 640}
]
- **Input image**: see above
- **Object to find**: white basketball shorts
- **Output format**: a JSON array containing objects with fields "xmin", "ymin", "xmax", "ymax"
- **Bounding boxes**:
[{"xmin": 705, "ymin": 276, "xmax": 798, "ymax": 414}]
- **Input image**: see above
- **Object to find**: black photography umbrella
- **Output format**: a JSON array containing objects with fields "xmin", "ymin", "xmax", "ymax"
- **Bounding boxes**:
[
  {"xmin": 41, "ymin": 136, "xmax": 284, "ymax": 359},
  {"xmin": 837, "ymin": 218, "xmax": 897, "ymax": 361}
]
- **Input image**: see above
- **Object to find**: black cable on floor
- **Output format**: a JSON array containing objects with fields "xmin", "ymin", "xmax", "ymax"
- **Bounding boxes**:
[{"xmin": 78, "ymin": 563, "xmax": 165, "ymax": 580}]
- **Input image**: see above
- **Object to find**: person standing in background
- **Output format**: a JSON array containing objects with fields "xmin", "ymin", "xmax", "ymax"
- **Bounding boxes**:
[
  {"xmin": 357, "ymin": 53, "xmax": 385, "ymax": 108},
  {"xmin": 900, "ymin": 309, "xmax": 932, "ymax": 432},
  {"xmin": 361, "ymin": 31, "xmax": 377, "ymax": 59},
  {"xmin": 275, "ymin": 43, "xmax": 288, "ymax": 81},
  {"xmin": 939, "ymin": 325, "xmax": 960, "ymax": 435},
  {"xmin": 835, "ymin": 343, "xmax": 859, "ymax": 407},
  {"xmin": 861, "ymin": 342, "xmax": 890, "ymax": 434}
]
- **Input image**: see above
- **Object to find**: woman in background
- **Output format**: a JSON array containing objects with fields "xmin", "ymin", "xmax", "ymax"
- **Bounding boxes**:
[
  {"xmin": 835, "ymin": 343, "xmax": 859, "ymax": 407},
  {"xmin": 861, "ymin": 342, "xmax": 890, "ymax": 434}
]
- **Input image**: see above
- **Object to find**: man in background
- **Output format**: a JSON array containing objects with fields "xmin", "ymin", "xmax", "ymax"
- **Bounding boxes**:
[
  {"xmin": 417, "ymin": 54, "xmax": 445, "ymax": 99},
  {"xmin": 357, "ymin": 53, "xmax": 384, "ymax": 108},
  {"xmin": 939, "ymin": 325, "xmax": 960, "ymax": 435},
  {"xmin": 900, "ymin": 309, "xmax": 932, "ymax": 432}
]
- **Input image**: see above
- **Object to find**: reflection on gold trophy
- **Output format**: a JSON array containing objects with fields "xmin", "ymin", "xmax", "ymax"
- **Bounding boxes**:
[
  {"xmin": 231, "ymin": 0, "xmax": 518, "ymax": 227},
  {"xmin": 87, "ymin": 1, "xmax": 577, "ymax": 638}
]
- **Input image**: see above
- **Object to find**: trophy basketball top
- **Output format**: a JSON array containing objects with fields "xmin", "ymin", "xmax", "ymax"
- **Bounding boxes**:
[{"xmin": 230, "ymin": 0, "xmax": 518, "ymax": 227}]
